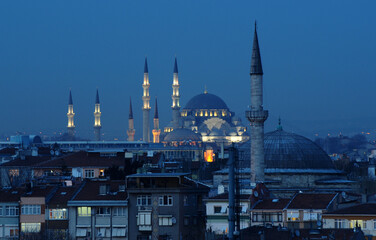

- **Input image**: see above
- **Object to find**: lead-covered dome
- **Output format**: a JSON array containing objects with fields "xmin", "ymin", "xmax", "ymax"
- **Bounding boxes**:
[
  {"xmin": 264, "ymin": 129, "xmax": 334, "ymax": 169},
  {"xmin": 184, "ymin": 92, "xmax": 229, "ymax": 110},
  {"xmin": 163, "ymin": 128, "xmax": 202, "ymax": 142}
]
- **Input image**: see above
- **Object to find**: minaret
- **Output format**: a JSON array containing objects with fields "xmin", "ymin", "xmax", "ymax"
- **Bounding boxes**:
[
  {"xmin": 152, "ymin": 97, "xmax": 161, "ymax": 143},
  {"xmin": 142, "ymin": 58, "xmax": 151, "ymax": 142},
  {"xmin": 171, "ymin": 57, "xmax": 180, "ymax": 129},
  {"xmin": 94, "ymin": 89, "xmax": 102, "ymax": 141},
  {"xmin": 127, "ymin": 97, "xmax": 136, "ymax": 141},
  {"xmin": 67, "ymin": 90, "xmax": 75, "ymax": 137},
  {"xmin": 246, "ymin": 23, "xmax": 268, "ymax": 184}
]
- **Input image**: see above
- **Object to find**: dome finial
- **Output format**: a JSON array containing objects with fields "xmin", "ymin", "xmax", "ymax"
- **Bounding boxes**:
[
  {"xmin": 277, "ymin": 117, "xmax": 283, "ymax": 131},
  {"xmin": 204, "ymin": 85, "xmax": 208, "ymax": 94}
]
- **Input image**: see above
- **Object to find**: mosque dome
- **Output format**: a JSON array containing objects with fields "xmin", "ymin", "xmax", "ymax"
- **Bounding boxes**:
[
  {"xmin": 184, "ymin": 92, "xmax": 229, "ymax": 110},
  {"xmin": 264, "ymin": 129, "xmax": 334, "ymax": 169},
  {"xmin": 163, "ymin": 128, "xmax": 201, "ymax": 142}
]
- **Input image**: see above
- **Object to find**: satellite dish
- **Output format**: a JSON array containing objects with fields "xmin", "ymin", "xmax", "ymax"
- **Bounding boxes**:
[
  {"xmin": 317, "ymin": 220, "xmax": 322, "ymax": 227},
  {"xmin": 342, "ymin": 191, "xmax": 347, "ymax": 199},
  {"xmin": 50, "ymin": 150, "xmax": 55, "ymax": 155},
  {"xmin": 295, "ymin": 230, "xmax": 300, "ymax": 237},
  {"xmin": 171, "ymin": 217, "xmax": 176, "ymax": 224},
  {"xmin": 254, "ymin": 191, "xmax": 259, "ymax": 197},
  {"xmin": 55, "ymin": 150, "xmax": 60, "ymax": 156}
]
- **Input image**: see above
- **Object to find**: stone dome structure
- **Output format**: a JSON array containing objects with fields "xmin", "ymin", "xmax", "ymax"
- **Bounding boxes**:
[
  {"xmin": 163, "ymin": 128, "xmax": 201, "ymax": 142},
  {"xmin": 264, "ymin": 129, "xmax": 334, "ymax": 170},
  {"xmin": 183, "ymin": 92, "xmax": 229, "ymax": 110}
]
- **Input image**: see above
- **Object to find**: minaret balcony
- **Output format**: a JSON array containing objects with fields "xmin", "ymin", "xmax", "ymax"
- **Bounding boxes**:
[{"xmin": 246, "ymin": 110, "xmax": 268, "ymax": 122}]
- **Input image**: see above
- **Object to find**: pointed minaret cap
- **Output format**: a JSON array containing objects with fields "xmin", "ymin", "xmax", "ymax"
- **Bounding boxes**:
[
  {"xmin": 277, "ymin": 117, "xmax": 283, "ymax": 131},
  {"xmin": 129, "ymin": 97, "xmax": 134, "ymax": 119},
  {"xmin": 250, "ymin": 21, "xmax": 263, "ymax": 75},
  {"xmin": 95, "ymin": 89, "xmax": 100, "ymax": 104},
  {"xmin": 144, "ymin": 58, "xmax": 148, "ymax": 73},
  {"xmin": 154, "ymin": 97, "xmax": 159, "ymax": 119},
  {"xmin": 69, "ymin": 90, "xmax": 73, "ymax": 105},
  {"xmin": 173, "ymin": 57, "xmax": 178, "ymax": 73}
]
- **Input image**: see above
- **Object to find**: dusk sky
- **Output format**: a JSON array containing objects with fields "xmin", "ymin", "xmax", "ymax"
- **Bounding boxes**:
[{"xmin": 0, "ymin": 1, "xmax": 375, "ymax": 140}]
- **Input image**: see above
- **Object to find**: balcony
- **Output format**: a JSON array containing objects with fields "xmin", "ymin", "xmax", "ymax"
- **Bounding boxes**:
[{"xmin": 245, "ymin": 110, "xmax": 268, "ymax": 122}]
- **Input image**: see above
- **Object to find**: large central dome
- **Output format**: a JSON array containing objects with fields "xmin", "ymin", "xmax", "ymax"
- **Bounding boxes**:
[
  {"xmin": 264, "ymin": 129, "xmax": 334, "ymax": 169},
  {"xmin": 184, "ymin": 92, "xmax": 229, "ymax": 110}
]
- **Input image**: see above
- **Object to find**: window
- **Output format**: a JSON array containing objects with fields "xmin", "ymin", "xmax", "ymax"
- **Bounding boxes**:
[
  {"xmin": 78, "ymin": 207, "xmax": 91, "ymax": 217},
  {"xmin": 159, "ymin": 195, "xmax": 173, "ymax": 206},
  {"xmin": 21, "ymin": 205, "xmax": 41, "ymax": 215},
  {"xmin": 21, "ymin": 223, "xmax": 41, "ymax": 233},
  {"xmin": 112, "ymin": 228, "xmax": 126, "ymax": 237},
  {"xmin": 96, "ymin": 227, "xmax": 110, "ymax": 237},
  {"xmin": 374, "ymin": 219, "xmax": 376, "ymax": 230},
  {"xmin": 335, "ymin": 219, "xmax": 346, "ymax": 229},
  {"xmin": 85, "ymin": 169, "xmax": 95, "ymax": 178},
  {"xmin": 184, "ymin": 216, "xmax": 190, "ymax": 226},
  {"xmin": 4, "ymin": 226, "xmax": 19, "ymax": 237},
  {"xmin": 97, "ymin": 207, "xmax": 110, "ymax": 216},
  {"xmin": 159, "ymin": 216, "xmax": 173, "ymax": 226},
  {"xmin": 0, "ymin": 206, "xmax": 2, "ymax": 216},
  {"xmin": 214, "ymin": 206, "xmax": 222, "ymax": 214},
  {"xmin": 137, "ymin": 195, "xmax": 151, "ymax": 206},
  {"xmin": 183, "ymin": 195, "xmax": 189, "ymax": 206},
  {"xmin": 49, "ymin": 209, "xmax": 67, "ymax": 219},
  {"xmin": 113, "ymin": 207, "xmax": 126, "ymax": 216},
  {"xmin": 5, "ymin": 206, "xmax": 19, "ymax": 216},
  {"xmin": 137, "ymin": 212, "xmax": 152, "ymax": 226},
  {"xmin": 76, "ymin": 228, "xmax": 90, "ymax": 237}
]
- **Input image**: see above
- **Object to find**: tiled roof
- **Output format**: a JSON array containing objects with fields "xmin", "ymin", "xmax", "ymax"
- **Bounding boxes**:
[
  {"xmin": 287, "ymin": 193, "xmax": 337, "ymax": 210},
  {"xmin": 34, "ymin": 151, "xmax": 125, "ymax": 168},
  {"xmin": 71, "ymin": 180, "xmax": 127, "ymax": 201},
  {"xmin": 22, "ymin": 186, "xmax": 56, "ymax": 198},
  {"xmin": 324, "ymin": 203, "xmax": 376, "ymax": 215},
  {"xmin": 0, "ymin": 188, "xmax": 25, "ymax": 202},
  {"xmin": 1, "ymin": 156, "xmax": 50, "ymax": 167},
  {"xmin": 253, "ymin": 199, "xmax": 290, "ymax": 210},
  {"xmin": 207, "ymin": 192, "xmax": 250, "ymax": 201},
  {"xmin": 48, "ymin": 186, "xmax": 81, "ymax": 205}
]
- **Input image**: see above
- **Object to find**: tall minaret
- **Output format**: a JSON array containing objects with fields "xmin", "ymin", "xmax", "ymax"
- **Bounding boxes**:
[
  {"xmin": 171, "ymin": 57, "xmax": 180, "ymax": 129},
  {"xmin": 152, "ymin": 97, "xmax": 161, "ymax": 143},
  {"xmin": 127, "ymin": 97, "xmax": 136, "ymax": 141},
  {"xmin": 67, "ymin": 90, "xmax": 75, "ymax": 137},
  {"xmin": 94, "ymin": 89, "xmax": 102, "ymax": 141},
  {"xmin": 142, "ymin": 58, "xmax": 151, "ymax": 142},
  {"xmin": 246, "ymin": 23, "xmax": 268, "ymax": 184}
]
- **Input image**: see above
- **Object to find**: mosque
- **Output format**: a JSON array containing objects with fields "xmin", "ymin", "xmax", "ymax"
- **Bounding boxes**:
[{"xmin": 61, "ymin": 24, "xmax": 357, "ymax": 195}]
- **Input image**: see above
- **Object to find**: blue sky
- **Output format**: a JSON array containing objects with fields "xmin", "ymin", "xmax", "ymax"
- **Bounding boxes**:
[{"xmin": 0, "ymin": 1, "xmax": 375, "ymax": 140}]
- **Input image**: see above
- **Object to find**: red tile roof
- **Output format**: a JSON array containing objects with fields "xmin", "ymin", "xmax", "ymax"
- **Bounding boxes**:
[
  {"xmin": 207, "ymin": 192, "xmax": 250, "ymax": 200},
  {"xmin": 287, "ymin": 193, "xmax": 337, "ymax": 210},
  {"xmin": 71, "ymin": 180, "xmax": 127, "ymax": 201},
  {"xmin": 0, "ymin": 188, "xmax": 25, "ymax": 202},
  {"xmin": 252, "ymin": 199, "xmax": 291, "ymax": 210},
  {"xmin": 48, "ymin": 186, "xmax": 81, "ymax": 205},
  {"xmin": 324, "ymin": 203, "xmax": 376, "ymax": 215},
  {"xmin": 35, "ymin": 151, "xmax": 125, "ymax": 168}
]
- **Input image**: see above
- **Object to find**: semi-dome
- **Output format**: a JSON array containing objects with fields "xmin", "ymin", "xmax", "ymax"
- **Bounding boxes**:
[
  {"xmin": 163, "ymin": 128, "xmax": 201, "ymax": 142},
  {"xmin": 184, "ymin": 92, "xmax": 229, "ymax": 110},
  {"xmin": 264, "ymin": 129, "xmax": 334, "ymax": 169}
]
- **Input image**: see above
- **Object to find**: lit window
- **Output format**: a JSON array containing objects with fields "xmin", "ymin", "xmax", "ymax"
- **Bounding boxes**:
[
  {"xmin": 78, "ymin": 207, "xmax": 91, "ymax": 217},
  {"xmin": 335, "ymin": 219, "xmax": 346, "ymax": 229},
  {"xmin": 21, "ymin": 205, "xmax": 41, "ymax": 215},
  {"xmin": 21, "ymin": 223, "xmax": 41, "ymax": 233},
  {"xmin": 8, "ymin": 227, "xmax": 19, "ymax": 237},
  {"xmin": 9, "ymin": 169, "xmax": 19, "ymax": 177},
  {"xmin": 85, "ymin": 169, "xmax": 95, "ymax": 178},
  {"xmin": 6, "ymin": 206, "xmax": 19, "ymax": 216},
  {"xmin": 159, "ymin": 195, "xmax": 173, "ymax": 206},
  {"xmin": 49, "ymin": 209, "xmax": 67, "ymax": 219}
]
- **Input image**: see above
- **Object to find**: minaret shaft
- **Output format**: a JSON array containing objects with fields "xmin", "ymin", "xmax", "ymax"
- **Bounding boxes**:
[
  {"xmin": 152, "ymin": 98, "xmax": 161, "ymax": 143},
  {"xmin": 127, "ymin": 98, "xmax": 135, "ymax": 141},
  {"xmin": 142, "ymin": 59, "xmax": 151, "ymax": 142},
  {"xmin": 171, "ymin": 58, "xmax": 180, "ymax": 129},
  {"xmin": 246, "ymin": 24, "xmax": 268, "ymax": 184},
  {"xmin": 67, "ymin": 91, "xmax": 75, "ymax": 137}
]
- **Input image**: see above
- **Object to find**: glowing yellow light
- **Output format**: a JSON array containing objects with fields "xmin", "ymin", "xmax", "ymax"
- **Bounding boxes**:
[{"xmin": 204, "ymin": 150, "xmax": 215, "ymax": 163}]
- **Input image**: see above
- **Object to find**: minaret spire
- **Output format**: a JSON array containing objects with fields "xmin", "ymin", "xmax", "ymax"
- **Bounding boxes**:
[
  {"xmin": 94, "ymin": 89, "xmax": 102, "ymax": 141},
  {"xmin": 127, "ymin": 97, "xmax": 136, "ymax": 141},
  {"xmin": 171, "ymin": 57, "xmax": 181, "ymax": 129},
  {"xmin": 152, "ymin": 97, "xmax": 161, "ymax": 143},
  {"xmin": 142, "ymin": 58, "xmax": 151, "ymax": 142},
  {"xmin": 246, "ymin": 22, "xmax": 268, "ymax": 184},
  {"xmin": 67, "ymin": 90, "xmax": 75, "ymax": 137}
]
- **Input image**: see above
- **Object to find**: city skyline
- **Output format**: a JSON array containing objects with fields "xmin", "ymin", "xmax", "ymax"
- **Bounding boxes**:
[{"xmin": 0, "ymin": 1, "xmax": 375, "ymax": 140}]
